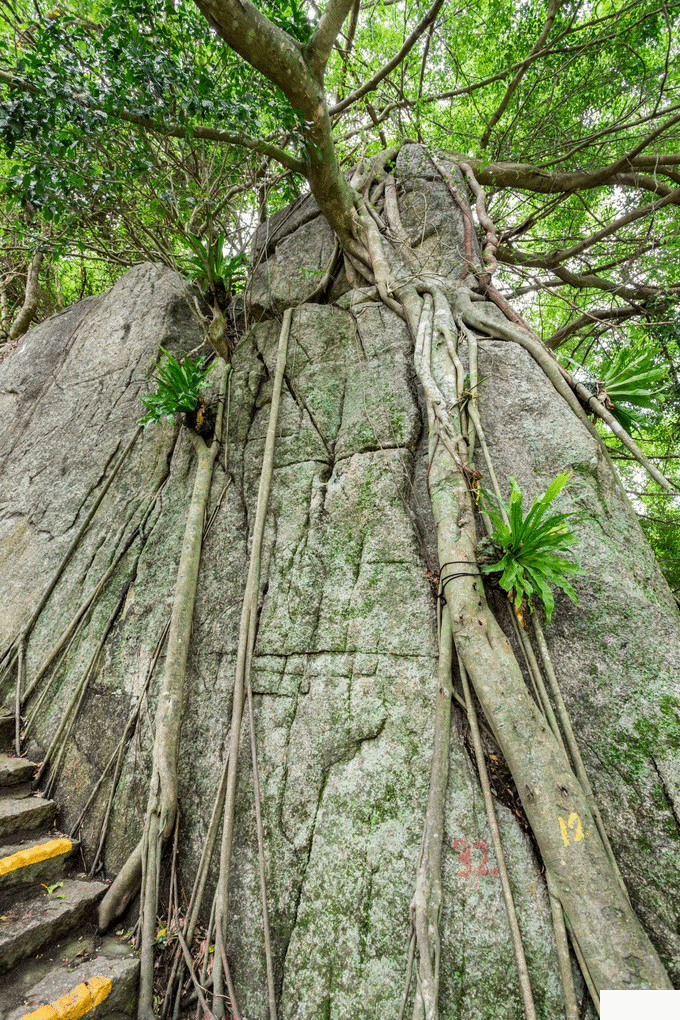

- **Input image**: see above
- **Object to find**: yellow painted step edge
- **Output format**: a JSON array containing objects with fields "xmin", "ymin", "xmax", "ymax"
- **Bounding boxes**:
[
  {"xmin": 18, "ymin": 975, "xmax": 112, "ymax": 1020},
  {"xmin": 0, "ymin": 838, "xmax": 73, "ymax": 876}
]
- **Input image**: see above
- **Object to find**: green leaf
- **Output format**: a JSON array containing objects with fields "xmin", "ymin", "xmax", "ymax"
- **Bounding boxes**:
[
  {"xmin": 481, "ymin": 473, "xmax": 584, "ymax": 623},
  {"xmin": 42, "ymin": 881, "xmax": 64, "ymax": 895},
  {"xmin": 140, "ymin": 347, "xmax": 213, "ymax": 427}
]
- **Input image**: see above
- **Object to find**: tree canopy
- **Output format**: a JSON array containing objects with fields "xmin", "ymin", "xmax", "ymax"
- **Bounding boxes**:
[{"xmin": 1, "ymin": 0, "xmax": 678, "ymax": 585}]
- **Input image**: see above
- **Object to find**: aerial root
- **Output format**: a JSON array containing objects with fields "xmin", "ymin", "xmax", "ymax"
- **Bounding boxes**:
[
  {"xmin": 35, "ymin": 583, "xmax": 130, "ymax": 795},
  {"xmin": 383, "ymin": 174, "xmax": 415, "ymax": 263},
  {"xmin": 459, "ymin": 163, "xmax": 499, "ymax": 279},
  {"xmin": 410, "ymin": 289, "xmax": 537, "ymax": 1020},
  {"xmin": 161, "ymin": 747, "xmax": 230, "ymax": 1017},
  {"xmin": 400, "ymin": 287, "xmax": 522, "ymax": 1016},
  {"xmin": 456, "ymin": 648, "xmax": 537, "ymax": 1020},
  {"xmin": 78, "ymin": 620, "xmax": 170, "ymax": 873},
  {"xmin": 531, "ymin": 617, "xmax": 628, "ymax": 899},
  {"xmin": 406, "ymin": 277, "xmax": 667, "ymax": 1012},
  {"xmin": 21, "ymin": 454, "xmax": 175, "ymax": 743},
  {"xmin": 22, "ymin": 522, "xmax": 139, "ymax": 711},
  {"xmin": 455, "ymin": 277, "xmax": 677, "ymax": 492},
  {"xmin": 546, "ymin": 871, "xmax": 579, "ymax": 1020},
  {"xmin": 353, "ymin": 193, "xmax": 405, "ymax": 316},
  {"xmin": 14, "ymin": 639, "xmax": 24, "ymax": 757},
  {"xmin": 337, "ymin": 171, "xmax": 670, "ymax": 1004},
  {"xmin": 414, "ymin": 295, "xmax": 453, "ymax": 440},
  {"xmin": 210, "ymin": 309, "xmax": 291, "ymax": 1018},
  {"xmin": 0, "ymin": 426, "xmax": 141, "ymax": 695},
  {"xmin": 408, "ymin": 609, "xmax": 453, "ymax": 1020},
  {"xmin": 95, "ymin": 363, "xmax": 229, "ymax": 1020},
  {"xmin": 246, "ymin": 661, "xmax": 278, "ymax": 1020}
]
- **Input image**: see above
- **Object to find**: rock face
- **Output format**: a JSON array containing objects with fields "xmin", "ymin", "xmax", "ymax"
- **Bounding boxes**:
[{"xmin": 0, "ymin": 149, "xmax": 679, "ymax": 1018}]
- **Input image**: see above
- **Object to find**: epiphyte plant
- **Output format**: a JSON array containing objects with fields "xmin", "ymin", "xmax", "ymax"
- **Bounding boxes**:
[
  {"xmin": 139, "ymin": 346, "xmax": 213, "ymax": 428},
  {"xmin": 481, "ymin": 471, "xmax": 584, "ymax": 624},
  {"xmin": 567, "ymin": 346, "xmax": 667, "ymax": 434},
  {"xmin": 185, "ymin": 232, "xmax": 247, "ymax": 294}
]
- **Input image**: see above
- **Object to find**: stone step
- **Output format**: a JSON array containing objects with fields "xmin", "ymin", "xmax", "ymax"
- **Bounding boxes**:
[
  {"xmin": 0, "ymin": 755, "xmax": 38, "ymax": 788},
  {"xmin": 3, "ymin": 936, "xmax": 138, "ymax": 1019},
  {"xmin": 0, "ymin": 795, "xmax": 56, "ymax": 840},
  {"xmin": 0, "ymin": 713, "xmax": 14, "ymax": 749},
  {"xmin": 0, "ymin": 876, "xmax": 108, "ymax": 972},
  {"xmin": 0, "ymin": 930, "xmax": 98, "ymax": 1016},
  {"xmin": 0, "ymin": 836, "xmax": 76, "ymax": 895}
]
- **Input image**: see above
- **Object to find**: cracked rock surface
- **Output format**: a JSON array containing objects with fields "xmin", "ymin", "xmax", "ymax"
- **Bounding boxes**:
[{"xmin": 0, "ymin": 154, "xmax": 678, "ymax": 1017}]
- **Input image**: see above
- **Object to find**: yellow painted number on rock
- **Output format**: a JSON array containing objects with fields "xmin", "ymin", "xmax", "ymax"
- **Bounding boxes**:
[{"xmin": 559, "ymin": 812, "xmax": 585, "ymax": 847}]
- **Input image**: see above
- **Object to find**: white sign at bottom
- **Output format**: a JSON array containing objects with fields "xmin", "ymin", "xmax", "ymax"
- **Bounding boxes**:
[{"xmin": 601, "ymin": 990, "xmax": 679, "ymax": 1020}]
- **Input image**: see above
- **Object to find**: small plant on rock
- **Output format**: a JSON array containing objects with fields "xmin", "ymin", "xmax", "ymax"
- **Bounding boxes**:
[
  {"xmin": 481, "ymin": 472, "xmax": 584, "ymax": 623},
  {"xmin": 140, "ymin": 346, "xmax": 213, "ymax": 430},
  {"xmin": 185, "ymin": 232, "xmax": 247, "ymax": 306}
]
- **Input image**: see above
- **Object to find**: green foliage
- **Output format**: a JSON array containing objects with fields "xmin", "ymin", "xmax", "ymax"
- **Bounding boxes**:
[
  {"xmin": 597, "ymin": 346, "xmax": 668, "ymax": 432},
  {"xmin": 263, "ymin": 0, "xmax": 315, "ymax": 42},
  {"xmin": 41, "ymin": 880, "xmax": 64, "ymax": 895},
  {"xmin": 184, "ymin": 233, "xmax": 246, "ymax": 292},
  {"xmin": 567, "ymin": 346, "xmax": 668, "ymax": 434},
  {"xmin": 482, "ymin": 473, "xmax": 584, "ymax": 624},
  {"xmin": 140, "ymin": 347, "xmax": 213, "ymax": 427}
]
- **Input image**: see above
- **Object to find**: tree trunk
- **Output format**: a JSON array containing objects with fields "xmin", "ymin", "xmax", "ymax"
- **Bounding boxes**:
[{"xmin": 9, "ymin": 251, "xmax": 43, "ymax": 341}]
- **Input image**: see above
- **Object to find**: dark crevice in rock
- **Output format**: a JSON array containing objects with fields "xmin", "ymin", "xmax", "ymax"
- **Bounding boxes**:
[
  {"xmin": 283, "ymin": 372, "xmax": 333, "ymax": 459},
  {"xmin": 651, "ymin": 756, "xmax": 680, "ymax": 836},
  {"xmin": 278, "ymin": 758, "xmax": 328, "ymax": 1000}
]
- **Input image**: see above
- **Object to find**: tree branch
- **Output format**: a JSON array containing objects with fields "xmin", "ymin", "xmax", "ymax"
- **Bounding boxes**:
[
  {"xmin": 546, "ymin": 305, "xmax": 639, "ymax": 348},
  {"xmin": 329, "ymin": 0, "xmax": 445, "ymax": 116},
  {"xmin": 457, "ymin": 152, "xmax": 680, "ymax": 195},
  {"xmin": 192, "ymin": 0, "xmax": 359, "ymax": 244},
  {"xmin": 610, "ymin": 171, "xmax": 680, "ymax": 197},
  {"xmin": 537, "ymin": 102, "xmax": 680, "ymax": 171},
  {"xmin": 115, "ymin": 106, "xmax": 306, "ymax": 174},
  {"xmin": 193, "ymin": 0, "xmax": 317, "ymax": 115},
  {"xmin": 305, "ymin": 0, "xmax": 356, "ymax": 80},
  {"xmin": 479, "ymin": 0, "xmax": 560, "ymax": 149},
  {"xmin": 496, "ymin": 245, "xmax": 675, "ymax": 302},
  {"xmin": 0, "ymin": 68, "xmax": 306, "ymax": 173},
  {"xmin": 546, "ymin": 186, "xmax": 680, "ymax": 266},
  {"xmin": 8, "ymin": 249, "xmax": 43, "ymax": 341}
]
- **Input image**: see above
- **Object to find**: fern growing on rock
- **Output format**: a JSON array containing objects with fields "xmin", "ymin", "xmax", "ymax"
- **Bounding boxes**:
[
  {"xmin": 482, "ymin": 472, "xmax": 584, "ymax": 624},
  {"xmin": 140, "ymin": 347, "xmax": 213, "ymax": 431}
]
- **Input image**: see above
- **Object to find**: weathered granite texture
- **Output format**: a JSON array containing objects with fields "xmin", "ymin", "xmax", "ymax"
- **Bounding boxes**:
[{"xmin": 0, "ymin": 148, "xmax": 678, "ymax": 1019}]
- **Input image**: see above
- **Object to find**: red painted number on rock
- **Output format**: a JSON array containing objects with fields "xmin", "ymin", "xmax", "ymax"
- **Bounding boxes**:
[{"xmin": 452, "ymin": 838, "xmax": 499, "ymax": 886}]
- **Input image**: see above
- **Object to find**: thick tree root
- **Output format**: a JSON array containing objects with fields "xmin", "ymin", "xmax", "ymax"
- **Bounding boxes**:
[
  {"xmin": 36, "ymin": 583, "xmax": 130, "ymax": 795},
  {"xmin": 419, "ymin": 290, "xmax": 671, "ymax": 991},
  {"xmin": 546, "ymin": 870, "xmax": 579, "ymax": 1020},
  {"xmin": 456, "ymin": 648, "xmax": 537, "ymax": 1020},
  {"xmin": 246, "ymin": 666, "xmax": 278, "ymax": 1020}
]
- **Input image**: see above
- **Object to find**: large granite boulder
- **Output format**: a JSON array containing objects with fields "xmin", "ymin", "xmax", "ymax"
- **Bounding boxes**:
[{"xmin": 0, "ymin": 149, "xmax": 678, "ymax": 1018}]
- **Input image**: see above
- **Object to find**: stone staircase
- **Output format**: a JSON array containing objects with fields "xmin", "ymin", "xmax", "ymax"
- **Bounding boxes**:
[{"xmin": 0, "ymin": 710, "xmax": 139, "ymax": 1019}]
